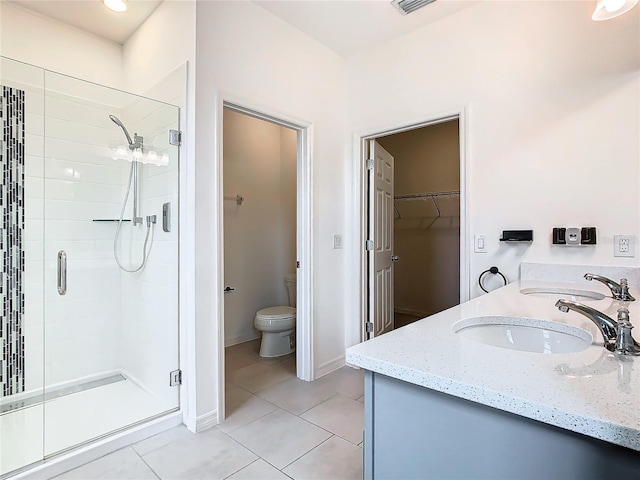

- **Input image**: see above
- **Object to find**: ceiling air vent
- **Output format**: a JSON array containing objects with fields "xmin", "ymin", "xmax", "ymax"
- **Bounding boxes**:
[{"xmin": 391, "ymin": 0, "xmax": 437, "ymax": 15}]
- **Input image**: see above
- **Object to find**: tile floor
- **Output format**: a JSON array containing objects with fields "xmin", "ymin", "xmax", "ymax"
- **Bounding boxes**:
[
  {"xmin": 394, "ymin": 312, "xmax": 424, "ymax": 329},
  {"xmin": 53, "ymin": 340, "xmax": 364, "ymax": 480}
]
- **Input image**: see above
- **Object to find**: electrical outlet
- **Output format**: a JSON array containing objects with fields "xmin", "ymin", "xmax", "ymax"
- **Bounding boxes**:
[
  {"xmin": 333, "ymin": 234, "xmax": 343, "ymax": 249},
  {"xmin": 614, "ymin": 235, "xmax": 635, "ymax": 257}
]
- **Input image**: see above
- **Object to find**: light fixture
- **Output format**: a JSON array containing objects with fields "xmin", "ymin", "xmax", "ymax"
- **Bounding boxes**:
[
  {"xmin": 103, "ymin": 0, "xmax": 127, "ymax": 13},
  {"xmin": 592, "ymin": 0, "xmax": 639, "ymax": 21}
]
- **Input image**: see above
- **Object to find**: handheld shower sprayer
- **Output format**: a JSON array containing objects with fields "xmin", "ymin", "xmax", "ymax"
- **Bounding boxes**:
[{"xmin": 109, "ymin": 115, "xmax": 143, "ymax": 151}]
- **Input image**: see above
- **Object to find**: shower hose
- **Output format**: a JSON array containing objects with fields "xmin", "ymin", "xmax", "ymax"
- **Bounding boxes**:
[{"xmin": 113, "ymin": 161, "xmax": 154, "ymax": 273}]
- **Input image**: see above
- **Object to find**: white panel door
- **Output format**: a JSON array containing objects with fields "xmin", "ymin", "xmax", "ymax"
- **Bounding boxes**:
[{"xmin": 369, "ymin": 141, "xmax": 394, "ymax": 338}]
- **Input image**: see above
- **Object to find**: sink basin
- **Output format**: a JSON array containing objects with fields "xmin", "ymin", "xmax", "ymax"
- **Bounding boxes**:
[
  {"xmin": 520, "ymin": 287, "xmax": 605, "ymax": 301},
  {"xmin": 454, "ymin": 316, "xmax": 593, "ymax": 354}
]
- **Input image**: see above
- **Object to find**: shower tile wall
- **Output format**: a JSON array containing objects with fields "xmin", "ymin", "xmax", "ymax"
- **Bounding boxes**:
[
  {"xmin": 40, "ymin": 89, "xmax": 125, "ymax": 388},
  {"xmin": 119, "ymin": 71, "xmax": 180, "ymax": 400},
  {"xmin": 12, "ymin": 80, "xmax": 126, "ymax": 393},
  {"xmin": 1, "ymin": 85, "xmax": 26, "ymax": 396},
  {"xmin": 0, "ymin": 65, "xmax": 47, "ymax": 400}
]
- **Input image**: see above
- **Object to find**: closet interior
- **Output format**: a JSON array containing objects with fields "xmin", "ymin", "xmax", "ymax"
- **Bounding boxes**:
[{"xmin": 377, "ymin": 119, "xmax": 461, "ymax": 329}]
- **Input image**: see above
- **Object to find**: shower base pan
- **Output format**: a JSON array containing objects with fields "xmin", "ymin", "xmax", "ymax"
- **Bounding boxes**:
[{"xmin": 0, "ymin": 375, "xmax": 176, "ymax": 476}]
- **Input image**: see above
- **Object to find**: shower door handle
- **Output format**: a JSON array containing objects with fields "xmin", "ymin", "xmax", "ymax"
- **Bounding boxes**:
[{"xmin": 57, "ymin": 250, "xmax": 67, "ymax": 295}]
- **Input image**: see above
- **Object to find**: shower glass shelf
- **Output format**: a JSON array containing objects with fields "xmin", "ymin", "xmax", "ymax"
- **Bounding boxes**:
[{"xmin": 92, "ymin": 219, "xmax": 131, "ymax": 222}]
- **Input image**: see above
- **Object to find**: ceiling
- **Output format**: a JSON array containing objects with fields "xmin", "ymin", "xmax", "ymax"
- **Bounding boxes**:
[
  {"xmin": 10, "ymin": 0, "xmax": 162, "ymax": 44},
  {"xmin": 9, "ymin": 0, "xmax": 477, "ymax": 55},
  {"xmin": 254, "ymin": 0, "xmax": 478, "ymax": 57}
]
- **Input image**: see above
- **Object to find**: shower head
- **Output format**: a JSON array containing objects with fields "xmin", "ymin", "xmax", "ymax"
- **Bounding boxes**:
[
  {"xmin": 109, "ymin": 115, "xmax": 133, "ymax": 146},
  {"xmin": 109, "ymin": 115, "xmax": 143, "ymax": 150}
]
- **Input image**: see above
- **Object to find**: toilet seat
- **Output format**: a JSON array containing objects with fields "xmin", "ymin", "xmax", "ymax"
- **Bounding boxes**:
[
  {"xmin": 255, "ymin": 306, "xmax": 296, "ymax": 331},
  {"xmin": 256, "ymin": 306, "xmax": 296, "ymax": 319}
]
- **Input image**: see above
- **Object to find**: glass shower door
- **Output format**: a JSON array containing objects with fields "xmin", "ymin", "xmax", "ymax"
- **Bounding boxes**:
[
  {"xmin": 0, "ymin": 56, "xmax": 46, "ymax": 477},
  {"xmin": 41, "ymin": 71, "xmax": 180, "ymax": 456}
]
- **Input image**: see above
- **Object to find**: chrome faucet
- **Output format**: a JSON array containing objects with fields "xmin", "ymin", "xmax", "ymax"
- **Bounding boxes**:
[
  {"xmin": 583, "ymin": 273, "xmax": 635, "ymax": 302},
  {"xmin": 555, "ymin": 300, "xmax": 640, "ymax": 356},
  {"xmin": 555, "ymin": 299, "xmax": 617, "ymax": 350},
  {"xmin": 615, "ymin": 308, "xmax": 640, "ymax": 356}
]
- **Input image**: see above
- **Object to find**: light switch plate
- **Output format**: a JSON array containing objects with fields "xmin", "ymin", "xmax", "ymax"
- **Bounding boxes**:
[{"xmin": 474, "ymin": 235, "xmax": 487, "ymax": 253}]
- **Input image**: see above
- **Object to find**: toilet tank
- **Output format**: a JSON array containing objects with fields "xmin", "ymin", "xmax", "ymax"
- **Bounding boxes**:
[{"xmin": 285, "ymin": 273, "xmax": 297, "ymax": 307}]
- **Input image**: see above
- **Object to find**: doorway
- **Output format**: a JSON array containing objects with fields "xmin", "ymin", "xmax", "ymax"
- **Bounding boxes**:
[
  {"xmin": 218, "ymin": 102, "xmax": 313, "ymax": 423},
  {"xmin": 363, "ymin": 115, "xmax": 466, "ymax": 339}
]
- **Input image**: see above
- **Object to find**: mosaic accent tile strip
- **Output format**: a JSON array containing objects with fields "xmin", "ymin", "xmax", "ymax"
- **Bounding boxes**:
[{"xmin": 1, "ymin": 85, "xmax": 26, "ymax": 397}]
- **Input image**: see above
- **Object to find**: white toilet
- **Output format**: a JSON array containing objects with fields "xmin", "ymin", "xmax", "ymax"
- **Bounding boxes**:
[{"xmin": 254, "ymin": 274, "xmax": 296, "ymax": 357}]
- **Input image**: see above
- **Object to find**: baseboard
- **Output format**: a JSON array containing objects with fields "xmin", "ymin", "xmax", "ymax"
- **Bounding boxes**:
[
  {"xmin": 225, "ymin": 332, "xmax": 260, "ymax": 348},
  {"xmin": 315, "ymin": 355, "xmax": 345, "ymax": 379},
  {"xmin": 195, "ymin": 410, "xmax": 218, "ymax": 433}
]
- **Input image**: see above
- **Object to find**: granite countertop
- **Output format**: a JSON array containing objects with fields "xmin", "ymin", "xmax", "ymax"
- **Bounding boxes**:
[{"xmin": 346, "ymin": 279, "xmax": 640, "ymax": 451}]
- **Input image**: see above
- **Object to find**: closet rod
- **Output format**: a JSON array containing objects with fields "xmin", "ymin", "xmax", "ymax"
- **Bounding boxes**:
[{"xmin": 394, "ymin": 190, "xmax": 460, "ymax": 201}]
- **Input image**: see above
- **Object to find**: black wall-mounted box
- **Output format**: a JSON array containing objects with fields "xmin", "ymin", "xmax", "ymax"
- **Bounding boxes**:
[
  {"xmin": 500, "ymin": 230, "xmax": 533, "ymax": 242},
  {"xmin": 552, "ymin": 227, "xmax": 597, "ymax": 245}
]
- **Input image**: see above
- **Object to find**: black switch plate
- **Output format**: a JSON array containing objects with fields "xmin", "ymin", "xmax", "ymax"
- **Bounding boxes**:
[
  {"xmin": 581, "ymin": 227, "xmax": 597, "ymax": 245},
  {"xmin": 553, "ymin": 228, "xmax": 566, "ymax": 244}
]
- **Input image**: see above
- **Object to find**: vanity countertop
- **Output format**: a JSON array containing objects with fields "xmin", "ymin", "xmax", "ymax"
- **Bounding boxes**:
[{"xmin": 346, "ymin": 279, "xmax": 640, "ymax": 451}]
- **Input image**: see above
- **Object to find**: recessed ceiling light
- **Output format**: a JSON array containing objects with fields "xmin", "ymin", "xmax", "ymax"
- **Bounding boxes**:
[
  {"xmin": 592, "ymin": 0, "xmax": 639, "ymax": 20},
  {"xmin": 103, "ymin": 0, "xmax": 127, "ymax": 13}
]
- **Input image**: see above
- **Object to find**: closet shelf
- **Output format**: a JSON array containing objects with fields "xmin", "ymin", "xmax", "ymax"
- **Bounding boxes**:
[{"xmin": 394, "ymin": 191, "xmax": 460, "ymax": 219}]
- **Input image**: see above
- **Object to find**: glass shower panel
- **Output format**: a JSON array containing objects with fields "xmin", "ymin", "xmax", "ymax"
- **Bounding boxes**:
[
  {"xmin": 42, "ymin": 71, "xmax": 180, "ymax": 456},
  {"xmin": 0, "ymin": 57, "xmax": 46, "ymax": 476}
]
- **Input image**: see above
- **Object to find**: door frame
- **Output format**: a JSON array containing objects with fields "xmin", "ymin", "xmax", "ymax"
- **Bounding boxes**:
[
  {"xmin": 350, "ymin": 108, "xmax": 469, "ymax": 344},
  {"xmin": 216, "ymin": 97, "xmax": 314, "ymax": 421}
]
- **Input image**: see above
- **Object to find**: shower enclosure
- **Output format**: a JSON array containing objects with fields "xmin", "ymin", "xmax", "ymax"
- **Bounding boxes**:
[{"xmin": 0, "ymin": 57, "xmax": 180, "ymax": 477}]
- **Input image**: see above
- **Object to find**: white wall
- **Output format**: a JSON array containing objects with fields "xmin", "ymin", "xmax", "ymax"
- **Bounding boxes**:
[
  {"xmin": 0, "ymin": 1, "xmax": 122, "ymax": 88},
  {"xmin": 195, "ymin": 0, "xmax": 347, "ymax": 418},
  {"xmin": 345, "ymin": 0, "xmax": 640, "ymax": 335},
  {"xmin": 223, "ymin": 109, "xmax": 297, "ymax": 346}
]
